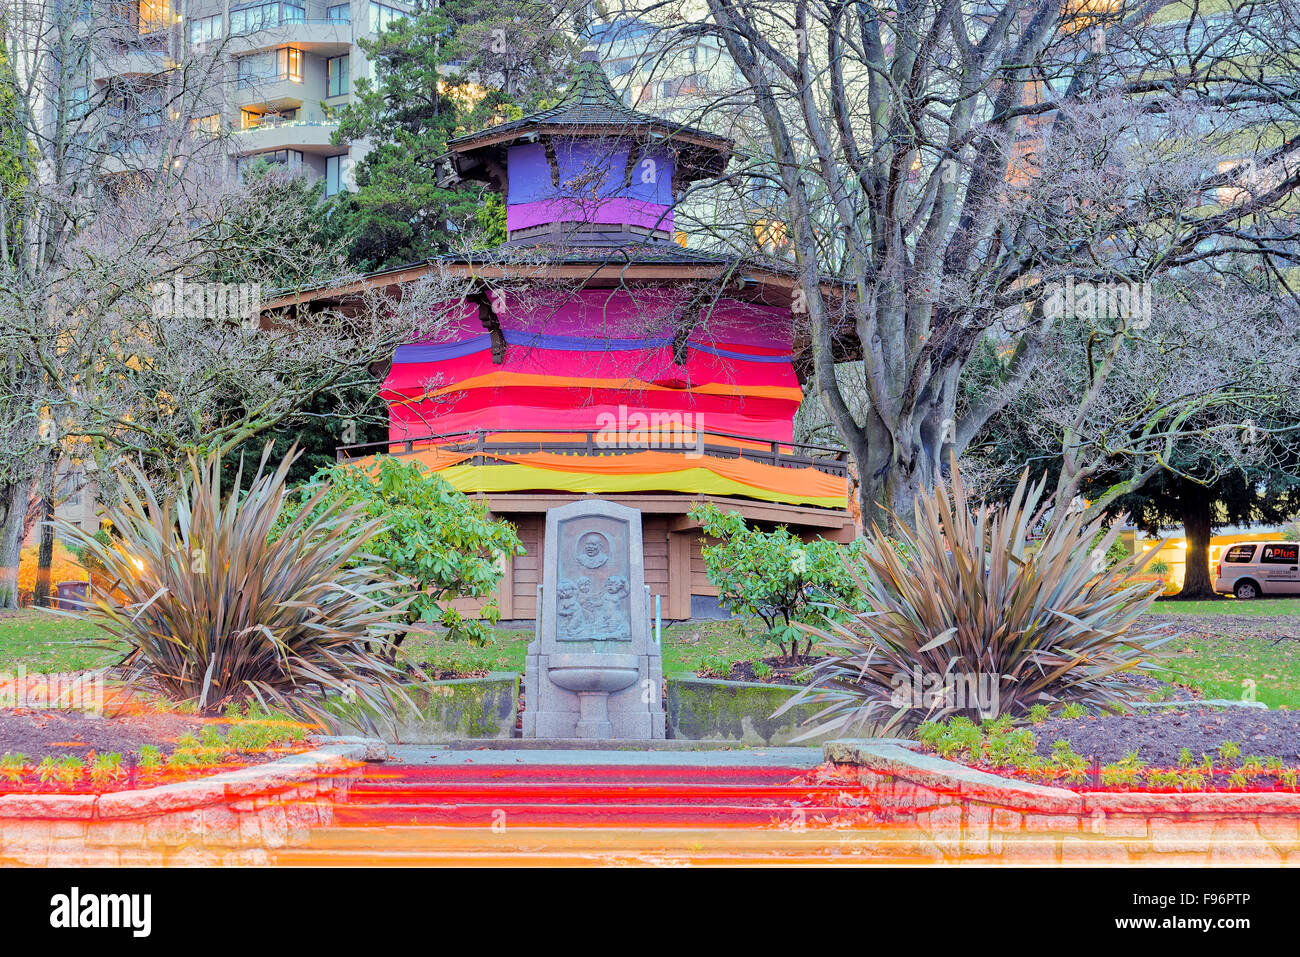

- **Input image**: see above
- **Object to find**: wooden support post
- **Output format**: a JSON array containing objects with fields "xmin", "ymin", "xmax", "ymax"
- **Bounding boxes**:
[{"xmin": 667, "ymin": 530, "xmax": 692, "ymax": 620}]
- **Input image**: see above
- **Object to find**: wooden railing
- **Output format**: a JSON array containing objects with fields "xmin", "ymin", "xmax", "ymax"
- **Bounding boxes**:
[{"xmin": 335, "ymin": 428, "xmax": 850, "ymax": 477}]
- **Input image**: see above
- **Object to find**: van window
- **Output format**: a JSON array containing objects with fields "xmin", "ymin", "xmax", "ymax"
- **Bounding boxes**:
[
  {"xmin": 1261, "ymin": 543, "xmax": 1299, "ymax": 565},
  {"xmin": 1224, "ymin": 544, "xmax": 1256, "ymax": 563}
]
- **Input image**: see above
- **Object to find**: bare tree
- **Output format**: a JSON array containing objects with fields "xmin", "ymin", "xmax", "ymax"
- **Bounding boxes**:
[
  {"xmin": 594, "ymin": 0, "xmax": 1300, "ymax": 527},
  {"xmin": 0, "ymin": 2, "xmax": 472, "ymax": 606}
]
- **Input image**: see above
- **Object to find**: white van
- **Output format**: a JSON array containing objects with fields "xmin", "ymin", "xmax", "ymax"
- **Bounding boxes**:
[{"xmin": 1213, "ymin": 541, "xmax": 1300, "ymax": 598}]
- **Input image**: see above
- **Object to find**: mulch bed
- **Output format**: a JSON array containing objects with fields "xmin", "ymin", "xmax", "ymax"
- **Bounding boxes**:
[
  {"xmin": 0, "ymin": 709, "xmax": 312, "ymax": 793},
  {"xmin": 700, "ymin": 654, "xmax": 827, "ymax": 686},
  {"xmin": 1032, "ymin": 707, "xmax": 1300, "ymax": 766},
  {"xmin": 0, "ymin": 709, "xmax": 203, "ymax": 762}
]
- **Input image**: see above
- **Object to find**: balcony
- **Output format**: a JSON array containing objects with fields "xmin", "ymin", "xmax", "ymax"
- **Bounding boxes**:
[
  {"xmin": 91, "ymin": 35, "xmax": 170, "ymax": 81},
  {"xmin": 231, "ymin": 118, "xmax": 342, "ymax": 155},
  {"xmin": 234, "ymin": 74, "xmax": 307, "ymax": 112},
  {"xmin": 222, "ymin": 19, "xmax": 352, "ymax": 56}
]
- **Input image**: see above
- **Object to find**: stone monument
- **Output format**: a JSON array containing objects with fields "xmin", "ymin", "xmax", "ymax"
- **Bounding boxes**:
[{"xmin": 523, "ymin": 500, "xmax": 665, "ymax": 739}]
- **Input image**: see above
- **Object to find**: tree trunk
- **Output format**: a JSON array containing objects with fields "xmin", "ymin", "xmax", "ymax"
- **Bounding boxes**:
[
  {"xmin": 0, "ymin": 480, "xmax": 32, "ymax": 609},
  {"xmin": 857, "ymin": 424, "xmax": 936, "ymax": 534},
  {"xmin": 33, "ymin": 457, "xmax": 57, "ymax": 609},
  {"xmin": 1176, "ymin": 478, "xmax": 1217, "ymax": 600}
]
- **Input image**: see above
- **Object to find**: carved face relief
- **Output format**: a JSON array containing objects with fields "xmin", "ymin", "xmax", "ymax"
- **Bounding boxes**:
[{"xmin": 576, "ymin": 531, "xmax": 611, "ymax": 569}]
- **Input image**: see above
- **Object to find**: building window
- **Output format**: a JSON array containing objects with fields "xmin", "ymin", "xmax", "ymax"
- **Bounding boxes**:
[
  {"xmin": 190, "ymin": 113, "xmax": 220, "ymax": 134},
  {"xmin": 326, "ymin": 154, "xmax": 349, "ymax": 196},
  {"xmin": 236, "ymin": 149, "xmax": 304, "ymax": 176},
  {"xmin": 369, "ymin": 1, "xmax": 404, "ymax": 32},
  {"xmin": 230, "ymin": 1, "xmax": 304, "ymax": 34},
  {"xmin": 236, "ymin": 46, "xmax": 303, "ymax": 87},
  {"xmin": 188, "ymin": 13, "xmax": 221, "ymax": 44},
  {"xmin": 136, "ymin": 0, "xmax": 170, "ymax": 34},
  {"xmin": 327, "ymin": 55, "xmax": 350, "ymax": 97},
  {"xmin": 326, "ymin": 3, "xmax": 351, "ymax": 22}
]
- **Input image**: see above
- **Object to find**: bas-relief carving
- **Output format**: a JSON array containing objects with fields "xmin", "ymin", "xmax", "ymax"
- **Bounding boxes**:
[{"xmin": 555, "ymin": 518, "xmax": 632, "ymax": 642}]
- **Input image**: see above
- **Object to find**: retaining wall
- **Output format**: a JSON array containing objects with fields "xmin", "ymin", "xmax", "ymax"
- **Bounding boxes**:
[
  {"xmin": 0, "ymin": 739, "xmax": 379, "ymax": 866},
  {"xmin": 825, "ymin": 740, "xmax": 1300, "ymax": 864}
]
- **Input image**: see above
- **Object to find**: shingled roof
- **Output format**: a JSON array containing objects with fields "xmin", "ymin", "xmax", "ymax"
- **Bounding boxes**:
[{"xmin": 443, "ymin": 51, "xmax": 732, "ymax": 186}]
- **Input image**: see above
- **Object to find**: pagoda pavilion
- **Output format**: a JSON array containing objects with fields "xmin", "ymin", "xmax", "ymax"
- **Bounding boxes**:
[{"xmin": 272, "ymin": 52, "xmax": 855, "ymax": 622}]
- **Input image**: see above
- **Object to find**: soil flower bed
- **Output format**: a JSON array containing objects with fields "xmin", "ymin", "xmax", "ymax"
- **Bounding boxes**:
[
  {"xmin": 0, "ymin": 702, "xmax": 316, "ymax": 794},
  {"xmin": 696, "ymin": 653, "xmax": 827, "ymax": 685},
  {"xmin": 918, "ymin": 709, "xmax": 1300, "ymax": 793}
]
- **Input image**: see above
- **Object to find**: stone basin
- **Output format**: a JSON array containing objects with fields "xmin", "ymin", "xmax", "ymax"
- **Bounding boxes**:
[{"xmin": 547, "ymin": 653, "xmax": 640, "ymax": 694}]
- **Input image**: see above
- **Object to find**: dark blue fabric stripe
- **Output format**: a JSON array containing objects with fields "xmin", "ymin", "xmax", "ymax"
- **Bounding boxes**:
[
  {"xmin": 394, "ymin": 335, "xmax": 493, "ymax": 362},
  {"xmin": 501, "ymin": 331, "xmax": 672, "ymax": 351},
  {"xmin": 392, "ymin": 332, "xmax": 791, "ymax": 364}
]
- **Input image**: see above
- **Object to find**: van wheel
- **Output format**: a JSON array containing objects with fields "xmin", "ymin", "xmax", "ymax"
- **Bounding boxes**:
[{"xmin": 1234, "ymin": 581, "xmax": 1260, "ymax": 600}]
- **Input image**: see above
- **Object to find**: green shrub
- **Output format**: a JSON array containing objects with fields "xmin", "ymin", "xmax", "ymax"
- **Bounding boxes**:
[
  {"xmin": 88, "ymin": 752, "xmax": 124, "ymax": 787},
  {"xmin": 931, "ymin": 715, "xmax": 982, "ymax": 759},
  {"xmin": 1050, "ymin": 740, "xmax": 1089, "ymax": 782},
  {"xmin": 690, "ymin": 503, "xmax": 864, "ymax": 661},
  {"xmin": 0, "ymin": 753, "xmax": 26, "ymax": 781},
  {"xmin": 283, "ymin": 456, "xmax": 523, "ymax": 650},
  {"xmin": 1217, "ymin": 740, "xmax": 1242, "ymax": 767},
  {"xmin": 57, "ymin": 446, "xmax": 422, "ymax": 729},
  {"xmin": 36, "ymin": 755, "xmax": 83, "ymax": 786},
  {"xmin": 777, "ymin": 467, "xmax": 1167, "ymax": 736},
  {"xmin": 1148, "ymin": 769, "xmax": 1182, "ymax": 789},
  {"xmin": 137, "ymin": 746, "xmax": 162, "ymax": 770},
  {"xmin": 698, "ymin": 654, "xmax": 734, "ymax": 679},
  {"xmin": 1028, "ymin": 704, "xmax": 1050, "ymax": 724},
  {"xmin": 1061, "ymin": 702, "xmax": 1088, "ymax": 720},
  {"xmin": 981, "ymin": 725, "xmax": 1037, "ymax": 766},
  {"xmin": 1100, "ymin": 750, "xmax": 1145, "ymax": 788},
  {"xmin": 1088, "ymin": 530, "xmax": 1131, "ymax": 570}
]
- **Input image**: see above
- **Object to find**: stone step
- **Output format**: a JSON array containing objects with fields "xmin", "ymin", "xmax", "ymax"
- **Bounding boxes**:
[
  {"xmin": 365, "ymin": 763, "xmax": 817, "ymax": 787},
  {"xmin": 338, "ymin": 781, "xmax": 861, "ymax": 805},
  {"xmin": 327, "ymin": 801, "xmax": 863, "ymax": 828}
]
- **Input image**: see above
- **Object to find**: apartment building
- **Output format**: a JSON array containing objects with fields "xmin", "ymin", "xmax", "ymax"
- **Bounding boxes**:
[{"xmin": 82, "ymin": 0, "xmax": 415, "ymax": 193}]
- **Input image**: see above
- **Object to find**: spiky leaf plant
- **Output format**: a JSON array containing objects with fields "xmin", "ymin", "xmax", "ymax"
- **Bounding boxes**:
[
  {"xmin": 57, "ymin": 447, "xmax": 419, "ymax": 731},
  {"xmin": 780, "ymin": 468, "xmax": 1169, "ymax": 738}
]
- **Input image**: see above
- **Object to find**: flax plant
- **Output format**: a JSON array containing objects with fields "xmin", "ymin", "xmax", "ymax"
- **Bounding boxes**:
[
  {"xmin": 782, "ymin": 467, "xmax": 1169, "ymax": 738},
  {"xmin": 57, "ymin": 447, "xmax": 419, "ymax": 732}
]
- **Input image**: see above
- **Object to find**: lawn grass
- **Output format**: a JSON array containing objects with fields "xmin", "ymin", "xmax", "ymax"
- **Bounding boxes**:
[
  {"xmin": 5, "ymin": 601, "xmax": 1298, "ymax": 712},
  {"xmin": 1154, "ymin": 635, "xmax": 1300, "ymax": 709},
  {"xmin": 1150, "ymin": 597, "xmax": 1300, "ymax": 616},
  {"xmin": 0, "ymin": 610, "xmax": 124, "ymax": 672}
]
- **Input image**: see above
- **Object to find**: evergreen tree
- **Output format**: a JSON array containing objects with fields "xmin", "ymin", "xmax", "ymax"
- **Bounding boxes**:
[{"xmin": 331, "ymin": 0, "xmax": 577, "ymax": 268}]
